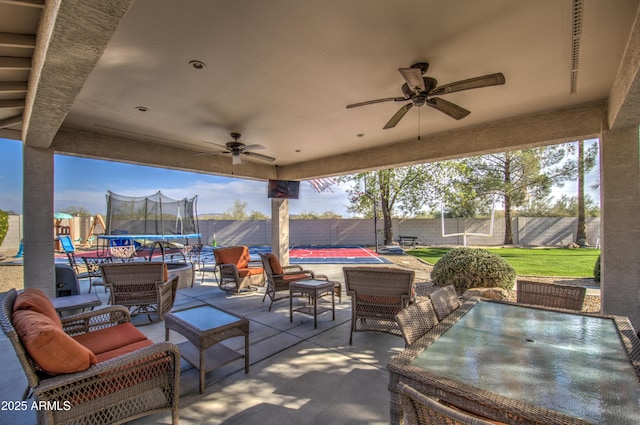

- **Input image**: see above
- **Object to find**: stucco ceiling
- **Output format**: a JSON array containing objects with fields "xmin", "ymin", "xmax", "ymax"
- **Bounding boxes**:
[{"xmin": 2, "ymin": 0, "xmax": 640, "ymax": 181}]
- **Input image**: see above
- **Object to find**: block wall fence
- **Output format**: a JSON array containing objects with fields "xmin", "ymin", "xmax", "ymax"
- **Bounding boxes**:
[{"xmin": 0, "ymin": 215, "xmax": 600, "ymax": 252}]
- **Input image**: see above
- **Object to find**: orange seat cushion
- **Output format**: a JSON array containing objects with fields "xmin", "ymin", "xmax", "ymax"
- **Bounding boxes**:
[
  {"xmin": 264, "ymin": 253, "xmax": 284, "ymax": 275},
  {"xmin": 13, "ymin": 310, "xmax": 98, "ymax": 375},
  {"xmin": 73, "ymin": 322, "xmax": 148, "ymax": 355},
  {"xmin": 14, "ymin": 288, "xmax": 62, "ymax": 329},
  {"xmin": 238, "ymin": 267, "xmax": 264, "ymax": 277},
  {"xmin": 95, "ymin": 339, "xmax": 154, "ymax": 363},
  {"xmin": 282, "ymin": 273, "xmax": 311, "ymax": 282},
  {"xmin": 215, "ymin": 246, "xmax": 250, "ymax": 268}
]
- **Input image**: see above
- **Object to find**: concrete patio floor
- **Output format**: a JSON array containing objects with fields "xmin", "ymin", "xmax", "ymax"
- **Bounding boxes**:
[{"xmin": 0, "ymin": 263, "xmax": 429, "ymax": 424}]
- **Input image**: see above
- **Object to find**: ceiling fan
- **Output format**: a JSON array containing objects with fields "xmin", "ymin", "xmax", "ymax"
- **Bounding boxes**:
[
  {"xmin": 346, "ymin": 62, "xmax": 505, "ymax": 129},
  {"xmin": 196, "ymin": 132, "xmax": 275, "ymax": 165}
]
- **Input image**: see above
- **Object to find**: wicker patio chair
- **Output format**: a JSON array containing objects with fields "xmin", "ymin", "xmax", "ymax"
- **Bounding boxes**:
[
  {"xmin": 395, "ymin": 299, "xmax": 439, "ymax": 346},
  {"xmin": 428, "ymin": 285, "xmax": 462, "ymax": 321},
  {"xmin": 398, "ymin": 382, "xmax": 494, "ymax": 425},
  {"xmin": 82, "ymin": 256, "xmax": 113, "ymax": 293},
  {"xmin": 1, "ymin": 289, "xmax": 180, "ymax": 425},
  {"xmin": 260, "ymin": 252, "xmax": 336, "ymax": 311},
  {"xmin": 343, "ymin": 266, "xmax": 415, "ymax": 344},
  {"xmin": 516, "ymin": 279, "xmax": 586, "ymax": 311},
  {"xmin": 100, "ymin": 262, "xmax": 178, "ymax": 321},
  {"xmin": 214, "ymin": 246, "xmax": 264, "ymax": 293}
]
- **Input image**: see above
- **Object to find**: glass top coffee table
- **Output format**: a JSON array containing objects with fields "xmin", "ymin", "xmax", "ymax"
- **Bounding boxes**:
[{"xmin": 165, "ymin": 304, "xmax": 250, "ymax": 394}]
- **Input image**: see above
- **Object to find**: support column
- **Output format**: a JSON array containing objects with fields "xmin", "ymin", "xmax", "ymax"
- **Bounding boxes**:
[
  {"xmin": 23, "ymin": 145, "xmax": 55, "ymax": 296},
  {"xmin": 271, "ymin": 198, "xmax": 289, "ymax": 265},
  {"xmin": 600, "ymin": 127, "xmax": 640, "ymax": 327}
]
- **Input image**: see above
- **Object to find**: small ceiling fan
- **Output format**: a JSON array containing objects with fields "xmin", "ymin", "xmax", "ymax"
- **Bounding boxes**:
[
  {"xmin": 196, "ymin": 132, "xmax": 275, "ymax": 165},
  {"xmin": 346, "ymin": 62, "xmax": 505, "ymax": 129}
]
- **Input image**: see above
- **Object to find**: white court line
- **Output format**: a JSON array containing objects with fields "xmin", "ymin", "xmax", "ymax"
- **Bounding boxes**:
[{"xmin": 359, "ymin": 246, "xmax": 385, "ymax": 263}]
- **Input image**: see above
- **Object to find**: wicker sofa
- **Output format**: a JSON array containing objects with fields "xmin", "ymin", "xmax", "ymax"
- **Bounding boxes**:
[{"xmin": 1, "ymin": 288, "xmax": 180, "ymax": 425}]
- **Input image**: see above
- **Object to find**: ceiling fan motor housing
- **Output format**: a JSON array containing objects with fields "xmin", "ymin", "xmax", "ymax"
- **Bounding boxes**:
[{"xmin": 401, "ymin": 77, "xmax": 438, "ymax": 106}]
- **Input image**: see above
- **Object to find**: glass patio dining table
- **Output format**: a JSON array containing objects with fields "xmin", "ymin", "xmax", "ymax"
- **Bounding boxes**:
[{"xmin": 387, "ymin": 298, "xmax": 640, "ymax": 425}]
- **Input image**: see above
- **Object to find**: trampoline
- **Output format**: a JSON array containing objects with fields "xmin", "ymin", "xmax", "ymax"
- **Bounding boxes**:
[{"xmin": 100, "ymin": 191, "xmax": 201, "ymax": 254}]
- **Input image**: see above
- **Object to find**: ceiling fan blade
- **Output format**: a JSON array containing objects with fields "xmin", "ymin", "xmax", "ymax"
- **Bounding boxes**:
[
  {"xmin": 398, "ymin": 67, "xmax": 426, "ymax": 92},
  {"xmin": 346, "ymin": 97, "xmax": 407, "ymax": 109},
  {"xmin": 430, "ymin": 73, "xmax": 505, "ymax": 95},
  {"xmin": 240, "ymin": 144, "xmax": 266, "ymax": 152},
  {"xmin": 244, "ymin": 151, "xmax": 276, "ymax": 162},
  {"xmin": 195, "ymin": 150, "xmax": 230, "ymax": 157},
  {"xmin": 383, "ymin": 103, "xmax": 413, "ymax": 129},
  {"xmin": 427, "ymin": 97, "xmax": 470, "ymax": 120}
]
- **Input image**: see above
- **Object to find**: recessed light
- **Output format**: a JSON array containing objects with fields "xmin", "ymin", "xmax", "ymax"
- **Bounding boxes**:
[
  {"xmin": 189, "ymin": 60, "xmax": 206, "ymax": 70},
  {"xmin": 135, "ymin": 106, "xmax": 149, "ymax": 112}
]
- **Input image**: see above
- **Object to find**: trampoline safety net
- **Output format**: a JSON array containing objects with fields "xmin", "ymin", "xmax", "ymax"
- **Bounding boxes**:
[{"xmin": 105, "ymin": 190, "xmax": 199, "ymax": 237}]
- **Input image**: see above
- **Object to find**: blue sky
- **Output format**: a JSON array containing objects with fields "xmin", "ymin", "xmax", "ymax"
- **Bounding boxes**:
[
  {"xmin": 0, "ymin": 138, "xmax": 351, "ymax": 216},
  {"xmin": 0, "ymin": 138, "xmax": 599, "ymax": 217}
]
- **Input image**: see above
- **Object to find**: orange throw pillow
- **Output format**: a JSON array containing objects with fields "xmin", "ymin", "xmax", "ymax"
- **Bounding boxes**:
[
  {"xmin": 13, "ymin": 310, "xmax": 97, "ymax": 375},
  {"xmin": 14, "ymin": 288, "xmax": 62, "ymax": 329},
  {"xmin": 265, "ymin": 253, "xmax": 284, "ymax": 275}
]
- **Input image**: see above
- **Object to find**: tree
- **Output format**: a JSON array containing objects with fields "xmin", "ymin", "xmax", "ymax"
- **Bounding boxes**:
[
  {"xmin": 221, "ymin": 200, "xmax": 266, "ymax": 220},
  {"xmin": 61, "ymin": 206, "xmax": 91, "ymax": 216},
  {"xmin": 464, "ymin": 145, "xmax": 575, "ymax": 244},
  {"xmin": 341, "ymin": 163, "xmax": 454, "ymax": 244}
]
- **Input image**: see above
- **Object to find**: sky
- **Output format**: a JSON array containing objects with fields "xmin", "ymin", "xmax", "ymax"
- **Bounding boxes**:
[
  {"xmin": 0, "ymin": 137, "xmax": 600, "ymax": 217},
  {"xmin": 0, "ymin": 138, "xmax": 352, "ymax": 216}
]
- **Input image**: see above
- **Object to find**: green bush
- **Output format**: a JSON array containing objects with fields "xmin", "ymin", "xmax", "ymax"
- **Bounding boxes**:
[
  {"xmin": 594, "ymin": 254, "xmax": 601, "ymax": 284},
  {"xmin": 431, "ymin": 247, "xmax": 516, "ymax": 295},
  {"xmin": 0, "ymin": 210, "xmax": 8, "ymax": 247}
]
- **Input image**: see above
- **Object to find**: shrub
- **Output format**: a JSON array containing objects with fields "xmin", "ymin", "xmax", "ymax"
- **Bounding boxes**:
[
  {"xmin": 0, "ymin": 210, "xmax": 8, "ymax": 247},
  {"xmin": 431, "ymin": 247, "xmax": 516, "ymax": 295},
  {"xmin": 593, "ymin": 254, "xmax": 601, "ymax": 284}
]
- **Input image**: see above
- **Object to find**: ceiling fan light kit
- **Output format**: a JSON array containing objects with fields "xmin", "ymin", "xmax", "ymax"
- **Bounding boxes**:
[{"xmin": 346, "ymin": 62, "xmax": 505, "ymax": 129}]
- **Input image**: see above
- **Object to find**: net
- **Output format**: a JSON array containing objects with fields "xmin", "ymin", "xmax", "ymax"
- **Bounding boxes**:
[{"xmin": 105, "ymin": 191, "xmax": 199, "ymax": 237}]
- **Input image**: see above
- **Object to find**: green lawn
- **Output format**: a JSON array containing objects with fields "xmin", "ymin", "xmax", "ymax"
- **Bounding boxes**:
[{"xmin": 407, "ymin": 247, "xmax": 600, "ymax": 277}]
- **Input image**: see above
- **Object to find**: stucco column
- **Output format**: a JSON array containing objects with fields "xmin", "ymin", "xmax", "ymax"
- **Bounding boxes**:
[
  {"xmin": 271, "ymin": 198, "xmax": 289, "ymax": 265},
  {"xmin": 600, "ymin": 127, "xmax": 640, "ymax": 327},
  {"xmin": 23, "ymin": 145, "xmax": 55, "ymax": 296}
]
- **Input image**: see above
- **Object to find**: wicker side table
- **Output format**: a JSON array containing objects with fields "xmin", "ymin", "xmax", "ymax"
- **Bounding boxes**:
[
  {"xmin": 165, "ymin": 304, "xmax": 249, "ymax": 394},
  {"xmin": 289, "ymin": 279, "xmax": 336, "ymax": 328}
]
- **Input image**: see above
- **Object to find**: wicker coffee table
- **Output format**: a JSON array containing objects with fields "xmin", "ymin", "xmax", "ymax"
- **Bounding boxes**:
[
  {"xmin": 289, "ymin": 279, "xmax": 336, "ymax": 328},
  {"xmin": 165, "ymin": 304, "xmax": 249, "ymax": 394}
]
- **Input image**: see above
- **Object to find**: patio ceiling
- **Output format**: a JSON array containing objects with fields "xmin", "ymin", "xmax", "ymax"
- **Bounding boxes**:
[{"xmin": 2, "ymin": 0, "xmax": 640, "ymax": 182}]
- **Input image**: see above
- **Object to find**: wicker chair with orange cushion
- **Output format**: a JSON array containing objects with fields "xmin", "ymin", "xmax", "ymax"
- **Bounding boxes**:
[
  {"xmin": 1, "ymin": 288, "xmax": 180, "ymax": 425},
  {"xmin": 259, "ymin": 252, "xmax": 337, "ymax": 311},
  {"xmin": 214, "ymin": 246, "xmax": 265, "ymax": 293}
]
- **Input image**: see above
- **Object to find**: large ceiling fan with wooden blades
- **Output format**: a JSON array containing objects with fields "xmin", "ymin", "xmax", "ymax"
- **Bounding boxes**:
[
  {"xmin": 346, "ymin": 62, "xmax": 505, "ymax": 129},
  {"xmin": 196, "ymin": 132, "xmax": 275, "ymax": 165}
]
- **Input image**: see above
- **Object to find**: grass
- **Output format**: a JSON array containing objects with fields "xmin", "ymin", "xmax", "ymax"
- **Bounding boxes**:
[{"xmin": 407, "ymin": 247, "xmax": 600, "ymax": 277}]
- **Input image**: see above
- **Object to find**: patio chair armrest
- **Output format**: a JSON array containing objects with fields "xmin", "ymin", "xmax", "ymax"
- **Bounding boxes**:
[
  {"xmin": 35, "ymin": 341, "xmax": 181, "ymax": 402},
  {"xmin": 282, "ymin": 265, "xmax": 304, "ymax": 272},
  {"xmin": 61, "ymin": 305, "xmax": 131, "ymax": 336}
]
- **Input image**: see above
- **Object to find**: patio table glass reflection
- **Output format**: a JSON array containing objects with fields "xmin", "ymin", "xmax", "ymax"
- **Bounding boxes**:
[{"xmin": 387, "ymin": 299, "xmax": 640, "ymax": 425}]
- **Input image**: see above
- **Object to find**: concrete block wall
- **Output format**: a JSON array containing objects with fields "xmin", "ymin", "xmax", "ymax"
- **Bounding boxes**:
[
  {"xmin": 0, "ymin": 214, "xmax": 601, "ymax": 251},
  {"xmin": 0, "ymin": 215, "xmax": 22, "ymax": 252}
]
